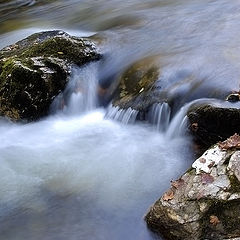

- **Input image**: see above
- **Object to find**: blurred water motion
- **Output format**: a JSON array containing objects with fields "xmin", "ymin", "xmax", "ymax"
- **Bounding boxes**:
[{"xmin": 1, "ymin": 0, "xmax": 240, "ymax": 240}]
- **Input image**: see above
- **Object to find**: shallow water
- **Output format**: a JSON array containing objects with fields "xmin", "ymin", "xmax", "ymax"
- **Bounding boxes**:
[
  {"xmin": 0, "ymin": 0, "xmax": 239, "ymax": 239},
  {"xmin": 0, "ymin": 66, "xmax": 193, "ymax": 240}
]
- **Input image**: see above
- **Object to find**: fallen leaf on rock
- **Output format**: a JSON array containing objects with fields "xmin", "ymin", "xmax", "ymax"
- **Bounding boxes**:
[
  {"xmin": 57, "ymin": 51, "xmax": 64, "ymax": 55},
  {"xmin": 163, "ymin": 189, "xmax": 174, "ymax": 201},
  {"xmin": 171, "ymin": 179, "xmax": 184, "ymax": 189},
  {"xmin": 210, "ymin": 215, "xmax": 220, "ymax": 225},
  {"xmin": 201, "ymin": 173, "xmax": 214, "ymax": 184},
  {"xmin": 199, "ymin": 158, "xmax": 206, "ymax": 163},
  {"xmin": 191, "ymin": 123, "xmax": 198, "ymax": 132},
  {"xmin": 208, "ymin": 161, "xmax": 215, "ymax": 168},
  {"xmin": 218, "ymin": 133, "xmax": 240, "ymax": 150}
]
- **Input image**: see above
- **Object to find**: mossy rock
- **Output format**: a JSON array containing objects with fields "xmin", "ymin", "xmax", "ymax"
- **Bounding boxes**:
[
  {"xmin": 112, "ymin": 56, "xmax": 167, "ymax": 112},
  {"xmin": 0, "ymin": 30, "xmax": 101, "ymax": 121}
]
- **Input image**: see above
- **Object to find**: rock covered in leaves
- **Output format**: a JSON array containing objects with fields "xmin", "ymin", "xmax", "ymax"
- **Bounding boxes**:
[
  {"xmin": 188, "ymin": 103, "xmax": 240, "ymax": 147},
  {"xmin": 145, "ymin": 134, "xmax": 240, "ymax": 240},
  {"xmin": 0, "ymin": 30, "xmax": 101, "ymax": 121}
]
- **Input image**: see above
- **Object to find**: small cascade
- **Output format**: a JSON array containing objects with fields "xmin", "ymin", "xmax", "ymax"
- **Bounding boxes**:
[
  {"xmin": 147, "ymin": 102, "xmax": 171, "ymax": 132},
  {"xmin": 166, "ymin": 98, "xmax": 215, "ymax": 138},
  {"xmin": 105, "ymin": 105, "xmax": 139, "ymax": 124},
  {"xmin": 51, "ymin": 63, "xmax": 98, "ymax": 115}
]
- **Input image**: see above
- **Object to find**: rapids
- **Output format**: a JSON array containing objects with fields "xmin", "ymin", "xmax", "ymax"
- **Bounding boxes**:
[
  {"xmin": 1, "ymin": 0, "xmax": 240, "ymax": 239},
  {"xmin": 0, "ymin": 65, "xmax": 193, "ymax": 240}
]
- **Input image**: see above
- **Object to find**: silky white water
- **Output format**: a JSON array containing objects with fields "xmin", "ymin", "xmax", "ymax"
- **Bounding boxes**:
[
  {"xmin": 0, "ymin": 66, "xmax": 193, "ymax": 240},
  {"xmin": 2, "ymin": 0, "xmax": 239, "ymax": 238}
]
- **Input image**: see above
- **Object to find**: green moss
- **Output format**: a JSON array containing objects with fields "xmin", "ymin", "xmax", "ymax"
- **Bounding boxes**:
[
  {"xmin": 120, "ymin": 65, "xmax": 158, "ymax": 97},
  {"xmin": 229, "ymin": 174, "xmax": 240, "ymax": 193},
  {"xmin": 20, "ymin": 37, "xmax": 99, "ymax": 65}
]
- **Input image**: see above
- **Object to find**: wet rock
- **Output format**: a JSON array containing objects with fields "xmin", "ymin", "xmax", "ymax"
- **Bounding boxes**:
[
  {"xmin": 145, "ymin": 135, "xmax": 240, "ymax": 240},
  {"xmin": 187, "ymin": 103, "xmax": 240, "ymax": 147},
  {"xmin": 226, "ymin": 93, "xmax": 240, "ymax": 102},
  {"xmin": 112, "ymin": 56, "xmax": 164, "ymax": 112},
  {"xmin": 111, "ymin": 56, "xmax": 230, "ymax": 121},
  {"xmin": 0, "ymin": 30, "xmax": 101, "ymax": 121}
]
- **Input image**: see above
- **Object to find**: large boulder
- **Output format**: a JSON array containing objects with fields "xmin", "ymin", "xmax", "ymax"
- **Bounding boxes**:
[
  {"xmin": 145, "ymin": 134, "xmax": 240, "ymax": 240},
  {"xmin": 0, "ymin": 30, "xmax": 100, "ymax": 121},
  {"xmin": 188, "ymin": 102, "xmax": 240, "ymax": 147}
]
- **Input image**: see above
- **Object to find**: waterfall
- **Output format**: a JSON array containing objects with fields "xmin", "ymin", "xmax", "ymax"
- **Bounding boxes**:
[
  {"xmin": 51, "ymin": 63, "xmax": 98, "ymax": 116},
  {"xmin": 105, "ymin": 105, "xmax": 139, "ymax": 124},
  {"xmin": 166, "ymin": 98, "xmax": 216, "ymax": 138},
  {"xmin": 147, "ymin": 102, "xmax": 171, "ymax": 132}
]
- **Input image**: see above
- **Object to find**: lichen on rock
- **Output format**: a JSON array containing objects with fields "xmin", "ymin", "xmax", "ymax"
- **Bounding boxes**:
[
  {"xmin": 0, "ymin": 30, "xmax": 101, "ymax": 121},
  {"xmin": 145, "ymin": 134, "xmax": 240, "ymax": 240}
]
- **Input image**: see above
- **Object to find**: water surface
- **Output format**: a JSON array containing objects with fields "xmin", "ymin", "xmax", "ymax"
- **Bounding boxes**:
[{"xmin": 0, "ymin": 0, "xmax": 240, "ymax": 239}]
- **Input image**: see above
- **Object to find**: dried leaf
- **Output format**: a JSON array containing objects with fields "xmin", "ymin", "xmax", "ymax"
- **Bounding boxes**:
[
  {"xmin": 201, "ymin": 173, "xmax": 214, "ymax": 184},
  {"xmin": 191, "ymin": 123, "xmax": 198, "ymax": 132},
  {"xmin": 171, "ymin": 179, "xmax": 184, "ymax": 189},
  {"xmin": 218, "ymin": 134, "xmax": 240, "ymax": 150},
  {"xmin": 163, "ymin": 189, "xmax": 174, "ymax": 201},
  {"xmin": 199, "ymin": 158, "xmax": 206, "ymax": 163},
  {"xmin": 57, "ymin": 51, "xmax": 64, "ymax": 55},
  {"xmin": 210, "ymin": 215, "xmax": 220, "ymax": 225},
  {"xmin": 208, "ymin": 161, "xmax": 215, "ymax": 168}
]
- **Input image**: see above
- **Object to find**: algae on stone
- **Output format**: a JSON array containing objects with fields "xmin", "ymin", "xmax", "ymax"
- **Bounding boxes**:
[
  {"xmin": 112, "ymin": 56, "xmax": 164, "ymax": 112},
  {"xmin": 0, "ymin": 30, "xmax": 101, "ymax": 121}
]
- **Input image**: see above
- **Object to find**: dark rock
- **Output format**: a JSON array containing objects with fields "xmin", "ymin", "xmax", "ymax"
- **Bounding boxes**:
[
  {"xmin": 145, "ymin": 139, "xmax": 240, "ymax": 240},
  {"xmin": 0, "ymin": 30, "xmax": 101, "ymax": 121},
  {"xmin": 187, "ymin": 103, "xmax": 240, "ymax": 147},
  {"xmin": 226, "ymin": 93, "xmax": 240, "ymax": 102}
]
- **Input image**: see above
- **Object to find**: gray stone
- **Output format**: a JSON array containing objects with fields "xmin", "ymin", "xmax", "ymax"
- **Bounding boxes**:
[{"xmin": 145, "ymin": 138, "xmax": 240, "ymax": 240}]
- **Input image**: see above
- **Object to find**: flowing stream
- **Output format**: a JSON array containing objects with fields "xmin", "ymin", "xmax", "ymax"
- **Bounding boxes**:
[{"xmin": 1, "ymin": 0, "xmax": 240, "ymax": 239}]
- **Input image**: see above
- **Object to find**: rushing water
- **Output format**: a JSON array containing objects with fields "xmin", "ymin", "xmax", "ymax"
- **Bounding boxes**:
[
  {"xmin": 0, "ymin": 65, "xmax": 193, "ymax": 240},
  {"xmin": 1, "ymin": 0, "xmax": 240, "ymax": 239}
]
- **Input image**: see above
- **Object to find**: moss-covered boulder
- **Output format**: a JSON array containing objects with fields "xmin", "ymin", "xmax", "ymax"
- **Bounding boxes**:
[
  {"xmin": 0, "ymin": 30, "xmax": 100, "ymax": 121},
  {"xmin": 145, "ymin": 134, "xmax": 240, "ymax": 240},
  {"xmin": 112, "ymin": 56, "xmax": 165, "ymax": 112},
  {"xmin": 187, "ymin": 103, "xmax": 240, "ymax": 147}
]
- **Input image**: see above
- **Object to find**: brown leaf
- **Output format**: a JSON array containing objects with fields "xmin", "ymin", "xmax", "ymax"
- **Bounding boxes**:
[
  {"xmin": 191, "ymin": 123, "xmax": 198, "ymax": 132},
  {"xmin": 171, "ymin": 179, "xmax": 184, "ymax": 189},
  {"xmin": 210, "ymin": 215, "xmax": 220, "ymax": 225},
  {"xmin": 163, "ymin": 189, "xmax": 174, "ymax": 201},
  {"xmin": 218, "ymin": 133, "xmax": 240, "ymax": 150},
  {"xmin": 208, "ymin": 161, "xmax": 215, "ymax": 168},
  {"xmin": 199, "ymin": 158, "xmax": 206, "ymax": 163},
  {"xmin": 201, "ymin": 173, "xmax": 214, "ymax": 185}
]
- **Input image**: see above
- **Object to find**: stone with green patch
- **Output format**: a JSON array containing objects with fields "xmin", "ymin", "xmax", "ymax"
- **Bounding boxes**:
[{"xmin": 0, "ymin": 30, "xmax": 101, "ymax": 121}]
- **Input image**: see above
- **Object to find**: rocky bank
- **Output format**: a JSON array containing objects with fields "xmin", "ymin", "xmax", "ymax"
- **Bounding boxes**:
[{"xmin": 145, "ymin": 134, "xmax": 240, "ymax": 240}]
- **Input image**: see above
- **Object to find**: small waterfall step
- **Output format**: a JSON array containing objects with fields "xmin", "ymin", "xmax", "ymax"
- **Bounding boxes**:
[{"xmin": 105, "ymin": 105, "xmax": 139, "ymax": 124}]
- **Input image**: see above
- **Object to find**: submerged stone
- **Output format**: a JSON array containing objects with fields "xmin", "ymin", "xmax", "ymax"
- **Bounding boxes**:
[
  {"xmin": 145, "ymin": 135, "xmax": 240, "ymax": 239},
  {"xmin": 0, "ymin": 30, "xmax": 101, "ymax": 121}
]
